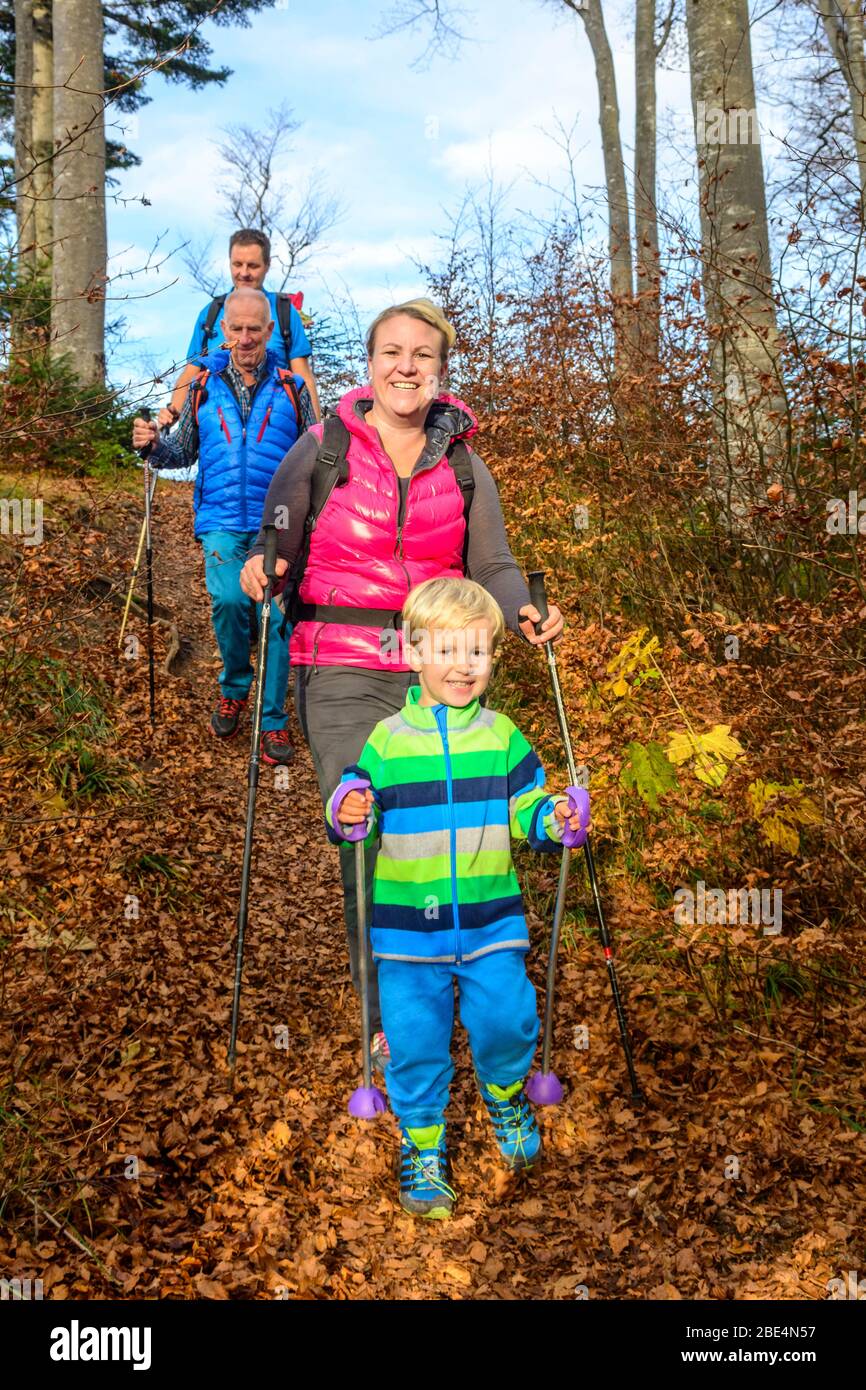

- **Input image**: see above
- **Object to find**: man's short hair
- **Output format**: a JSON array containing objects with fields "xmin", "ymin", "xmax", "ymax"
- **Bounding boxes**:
[
  {"xmin": 229, "ymin": 228, "xmax": 271, "ymax": 264},
  {"xmin": 223, "ymin": 288, "xmax": 273, "ymax": 323}
]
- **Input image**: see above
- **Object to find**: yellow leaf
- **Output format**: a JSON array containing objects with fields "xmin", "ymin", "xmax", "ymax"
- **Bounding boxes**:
[
  {"xmin": 791, "ymin": 796, "xmax": 822, "ymax": 825},
  {"xmin": 612, "ymin": 676, "xmax": 629, "ymax": 697},
  {"xmin": 700, "ymin": 724, "xmax": 745, "ymax": 761},
  {"xmin": 667, "ymin": 731, "xmax": 700, "ymax": 766},
  {"xmin": 667, "ymin": 726, "xmax": 744, "ymax": 787},
  {"xmin": 762, "ymin": 814, "xmax": 801, "ymax": 854},
  {"xmin": 693, "ymin": 755, "xmax": 729, "ymax": 788},
  {"xmin": 748, "ymin": 778, "xmax": 769, "ymax": 815},
  {"xmin": 748, "ymin": 779, "xmax": 822, "ymax": 855}
]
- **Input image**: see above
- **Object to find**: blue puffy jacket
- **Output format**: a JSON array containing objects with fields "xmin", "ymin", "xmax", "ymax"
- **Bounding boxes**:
[{"xmin": 192, "ymin": 349, "xmax": 303, "ymax": 538}]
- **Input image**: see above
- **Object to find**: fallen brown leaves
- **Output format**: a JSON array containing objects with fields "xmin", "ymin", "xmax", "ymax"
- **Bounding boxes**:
[{"xmin": 0, "ymin": 474, "xmax": 864, "ymax": 1302}]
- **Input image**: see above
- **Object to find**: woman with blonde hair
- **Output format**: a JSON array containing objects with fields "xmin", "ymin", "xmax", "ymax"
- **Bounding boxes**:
[{"xmin": 240, "ymin": 297, "xmax": 563, "ymax": 1067}]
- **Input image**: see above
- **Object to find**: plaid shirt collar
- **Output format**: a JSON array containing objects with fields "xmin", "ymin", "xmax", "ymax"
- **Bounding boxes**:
[{"xmin": 223, "ymin": 351, "xmax": 271, "ymax": 418}]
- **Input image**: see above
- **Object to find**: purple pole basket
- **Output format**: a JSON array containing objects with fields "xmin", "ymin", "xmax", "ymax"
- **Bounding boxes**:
[
  {"xmin": 348, "ymin": 1085, "xmax": 387, "ymax": 1118},
  {"xmin": 526, "ymin": 1070, "xmax": 564, "ymax": 1105}
]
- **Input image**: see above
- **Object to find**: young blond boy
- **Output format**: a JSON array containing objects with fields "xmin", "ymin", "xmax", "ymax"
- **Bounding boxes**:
[{"xmin": 326, "ymin": 578, "xmax": 586, "ymax": 1218}]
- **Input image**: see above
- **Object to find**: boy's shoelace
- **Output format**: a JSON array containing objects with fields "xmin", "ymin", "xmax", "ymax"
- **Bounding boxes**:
[
  {"xmin": 485, "ymin": 1089, "xmax": 537, "ymax": 1155},
  {"xmin": 401, "ymin": 1144, "xmax": 456, "ymax": 1202}
]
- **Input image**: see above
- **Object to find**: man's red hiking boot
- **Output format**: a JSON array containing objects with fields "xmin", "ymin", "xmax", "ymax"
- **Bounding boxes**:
[
  {"xmin": 211, "ymin": 696, "xmax": 246, "ymax": 738},
  {"xmin": 261, "ymin": 728, "xmax": 295, "ymax": 766}
]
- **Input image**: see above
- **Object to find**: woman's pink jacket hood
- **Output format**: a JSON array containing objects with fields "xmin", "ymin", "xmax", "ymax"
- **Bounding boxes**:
[{"xmin": 290, "ymin": 385, "xmax": 478, "ymax": 671}]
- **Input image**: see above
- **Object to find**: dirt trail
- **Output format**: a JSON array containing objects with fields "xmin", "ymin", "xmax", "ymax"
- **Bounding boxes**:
[{"xmin": 3, "ymin": 478, "xmax": 862, "ymax": 1302}]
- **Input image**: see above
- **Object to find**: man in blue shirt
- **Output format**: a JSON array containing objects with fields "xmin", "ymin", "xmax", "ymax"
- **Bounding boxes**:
[{"xmin": 160, "ymin": 228, "xmax": 321, "ymax": 425}]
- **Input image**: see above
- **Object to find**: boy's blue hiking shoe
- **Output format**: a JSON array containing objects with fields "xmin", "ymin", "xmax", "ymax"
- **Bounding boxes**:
[
  {"xmin": 479, "ymin": 1080, "xmax": 542, "ymax": 1170},
  {"xmin": 399, "ymin": 1124, "xmax": 455, "ymax": 1219}
]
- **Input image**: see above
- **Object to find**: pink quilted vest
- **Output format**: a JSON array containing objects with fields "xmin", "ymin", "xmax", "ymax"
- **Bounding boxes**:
[{"xmin": 290, "ymin": 386, "xmax": 478, "ymax": 671}]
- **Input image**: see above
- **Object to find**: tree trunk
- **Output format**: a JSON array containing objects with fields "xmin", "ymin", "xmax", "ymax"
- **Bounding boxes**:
[
  {"xmin": 634, "ymin": 0, "xmax": 660, "ymax": 368},
  {"xmin": 685, "ymin": 0, "xmax": 785, "ymax": 520},
  {"xmin": 567, "ymin": 0, "xmax": 635, "ymax": 377},
  {"xmin": 14, "ymin": 0, "xmax": 35, "ymax": 273},
  {"xmin": 32, "ymin": 1, "xmax": 54, "ymax": 265},
  {"xmin": 51, "ymin": 0, "xmax": 106, "ymax": 385},
  {"xmin": 815, "ymin": 0, "xmax": 866, "ymax": 213}
]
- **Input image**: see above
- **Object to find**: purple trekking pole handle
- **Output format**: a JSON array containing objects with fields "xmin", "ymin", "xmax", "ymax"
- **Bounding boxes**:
[
  {"xmin": 332, "ymin": 777, "xmax": 373, "ymax": 841},
  {"xmin": 559, "ymin": 785, "xmax": 591, "ymax": 848}
]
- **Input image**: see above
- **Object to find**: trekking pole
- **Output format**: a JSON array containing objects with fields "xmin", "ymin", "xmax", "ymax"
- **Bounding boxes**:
[
  {"xmin": 228, "ymin": 524, "xmax": 279, "ymax": 1070},
  {"xmin": 117, "ymin": 484, "xmax": 155, "ymax": 651},
  {"xmin": 119, "ymin": 408, "xmax": 172, "ymax": 651},
  {"xmin": 133, "ymin": 407, "xmax": 158, "ymax": 727},
  {"xmin": 346, "ymin": 833, "xmax": 386, "ymax": 1118},
  {"xmin": 524, "ymin": 570, "xmax": 645, "ymax": 1107}
]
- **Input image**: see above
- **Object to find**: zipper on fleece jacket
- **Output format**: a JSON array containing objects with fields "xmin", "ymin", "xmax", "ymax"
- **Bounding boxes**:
[{"xmin": 435, "ymin": 705, "xmax": 462, "ymax": 965}]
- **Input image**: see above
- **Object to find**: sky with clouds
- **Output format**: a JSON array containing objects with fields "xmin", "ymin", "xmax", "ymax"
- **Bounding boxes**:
[{"xmin": 107, "ymin": 0, "xmax": 702, "ymax": 398}]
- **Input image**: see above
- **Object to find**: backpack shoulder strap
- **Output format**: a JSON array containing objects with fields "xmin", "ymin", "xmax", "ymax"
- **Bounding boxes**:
[
  {"xmin": 446, "ymin": 439, "xmax": 476, "ymax": 576},
  {"xmin": 307, "ymin": 416, "xmax": 351, "ymax": 529},
  {"xmin": 201, "ymin": 294, "xmax": 227, "ymax": 353},
  {"xmin": 189, "ymin": 367, "xmax": 211, "ymax": 428},
  {"xmin": 275, "ymin": 366, "xmax": 303, "ymax": 429},
  {"xmin": 275, "ymin": 294, "xmax": 296, "ymax": 359}
]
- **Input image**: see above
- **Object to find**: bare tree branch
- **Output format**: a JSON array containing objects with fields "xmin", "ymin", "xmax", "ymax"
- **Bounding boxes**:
[
  {"xmin": 180, "ymin": 234, "xmax": 221, "ymax": 296},
  {"xmin": 198, "ymin": 103, "xmax": 345, "ymax": 290},
  {"xmin": 372, "ymin": 0, "xmax": 474, "ymax": 69}
]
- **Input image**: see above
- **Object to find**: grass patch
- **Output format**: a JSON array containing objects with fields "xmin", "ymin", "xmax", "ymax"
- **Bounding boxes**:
[
  {"xmin": 0, "ymin": 654, "xmax": 139, "ymax": 806},
  {"xmin": 122, "ymin": 850, "xmax": 198, "ymax": 912}
]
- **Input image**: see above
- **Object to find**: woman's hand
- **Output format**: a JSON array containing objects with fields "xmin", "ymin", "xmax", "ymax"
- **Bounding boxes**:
[
  {"xmin": 518, "ymin": 602, "xmax": 564, "ymax": 645},
  {"xmin": 339, "ymin": 788, "xmax": 374, "ymax": 826},
  {"xmin": 240, "ymin": 552, "xmax": 289, "ymax": 601}
]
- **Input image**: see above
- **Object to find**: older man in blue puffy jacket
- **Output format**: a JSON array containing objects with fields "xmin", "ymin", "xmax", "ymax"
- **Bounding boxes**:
[{"xmin": 133, "ymin": 288, "xmax": 314, "ymax": 765}]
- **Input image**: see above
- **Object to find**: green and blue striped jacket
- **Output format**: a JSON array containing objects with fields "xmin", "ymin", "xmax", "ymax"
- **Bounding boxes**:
[{"xmin": 326, "ymin": 686, "xmax": 565, "ymax": 964}]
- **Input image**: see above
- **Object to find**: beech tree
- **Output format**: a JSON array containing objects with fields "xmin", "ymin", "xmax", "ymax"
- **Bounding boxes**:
[
  {"xmin": 634, "ymin": 0, "xmax": 675, "ymax": 366},
  {"xmin": 685, "ymin": 0, "xmax": 786, "ymax": 515},
  {"xmin": 813, "ymin": 0, "xmax": 866, "ymax": 214},
  {"xmin": 50, "ymin": 0, "xmax": 107, "ymax": 384},
  {"xmin": 11, "ymin": 0, "xmax": 51, "ymax": 273}
]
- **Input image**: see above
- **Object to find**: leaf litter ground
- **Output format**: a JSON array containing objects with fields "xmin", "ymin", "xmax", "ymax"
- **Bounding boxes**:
[{"xmin": 1, "ymin": 479, "xmax": 863, "ymax": 1301}]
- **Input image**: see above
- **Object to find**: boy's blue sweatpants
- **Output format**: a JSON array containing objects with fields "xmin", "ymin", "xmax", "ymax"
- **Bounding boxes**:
[
  {"xmin": 377, "ymin": 951, "xmax": 539, "ymax": 1131},
  {"xmin": 200, "ymin": 529, "xmax": 291, "ymax": 732}
]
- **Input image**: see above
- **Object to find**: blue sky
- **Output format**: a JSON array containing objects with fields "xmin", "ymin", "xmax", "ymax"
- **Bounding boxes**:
[{"xmin": 107, "ymin": 0, "xmax": 699, "ymax": 398}]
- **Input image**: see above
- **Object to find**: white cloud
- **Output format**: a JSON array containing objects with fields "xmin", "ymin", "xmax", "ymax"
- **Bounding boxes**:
[{"xmin": 106, "ymin": 0, "xmax": 703, "ymax": 386}]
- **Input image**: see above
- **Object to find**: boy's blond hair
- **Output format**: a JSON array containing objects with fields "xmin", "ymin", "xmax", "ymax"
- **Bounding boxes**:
[{"xmin": 403, "ymin": 577, "xmax": 505, "ymax": 653}]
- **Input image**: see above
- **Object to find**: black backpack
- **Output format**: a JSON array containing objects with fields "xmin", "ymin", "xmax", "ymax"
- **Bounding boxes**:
[
  {"xmin": 279, "ymin": 416, "xmax": 475, "ymax": 634},
  {"xmin": 201, "ymin": 291, "xmax": 300, "ymax": 358}
]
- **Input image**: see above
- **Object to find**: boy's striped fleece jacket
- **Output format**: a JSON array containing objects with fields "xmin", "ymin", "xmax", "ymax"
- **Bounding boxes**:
[{"xmin": 326, "ymin": 685, "xmax": 566, "ymax": 965}]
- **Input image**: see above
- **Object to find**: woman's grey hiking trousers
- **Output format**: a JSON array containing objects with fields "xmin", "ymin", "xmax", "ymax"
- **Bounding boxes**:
[{"xmin": 294, "ymin": 664, "xmax": 419, "ymax": 1032}]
